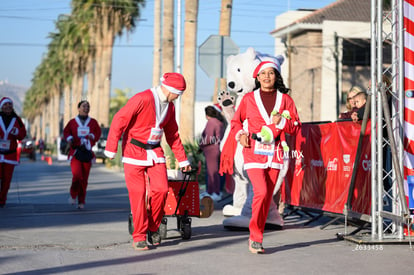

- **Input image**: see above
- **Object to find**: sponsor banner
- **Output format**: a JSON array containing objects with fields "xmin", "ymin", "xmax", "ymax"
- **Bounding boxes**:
[{"xmin": 283, "ymin": 121, "xmax": 371, "ymax": 215}]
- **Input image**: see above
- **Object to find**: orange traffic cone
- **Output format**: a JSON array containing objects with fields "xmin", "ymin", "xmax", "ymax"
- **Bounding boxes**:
[{"xmin": 47, "ymin": 156, "xmax": 53, "ymax": 165}]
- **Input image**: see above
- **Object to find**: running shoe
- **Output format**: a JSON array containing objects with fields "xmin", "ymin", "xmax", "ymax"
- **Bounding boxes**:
[
  {"xmin": 249, "ymin": 239, "xmax": 265, "ymax": 254},
  {"xmin": 68, "ymin": 197, "xmax": 76, "ymax": 205},
  {"xmin": 132, "ymin": 241, "xmax": 149, "ymax": 251},
  {"xmin": 148, "ymin": 230, "xmax": 161, "ymax": 246}
]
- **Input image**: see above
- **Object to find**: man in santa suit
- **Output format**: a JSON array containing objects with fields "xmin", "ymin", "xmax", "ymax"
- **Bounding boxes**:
[{"xmin": 104, "ymin": 72, "xmax": 191, "ymax": 251}]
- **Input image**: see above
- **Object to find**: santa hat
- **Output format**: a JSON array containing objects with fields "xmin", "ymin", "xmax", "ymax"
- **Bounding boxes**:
[
  {"xmin": 213, "ymin": 103, "xmax": 222, "ymax": 113},
  {"xmin": 160, "ymin": 72, "xmax": 186, "ymax": 95},
  {"xmin": 252, "ymin": 61, "xmax": 281, "ymax": 78},
  {"xmin": 0, "ymin": 97, "xmax": 13, "ymax": 109}
]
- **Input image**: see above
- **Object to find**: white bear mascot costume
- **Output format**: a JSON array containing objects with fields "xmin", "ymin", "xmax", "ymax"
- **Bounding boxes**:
[{"xmin": 219, "ymin": 47, "xmax": 287, "ymax": 229}]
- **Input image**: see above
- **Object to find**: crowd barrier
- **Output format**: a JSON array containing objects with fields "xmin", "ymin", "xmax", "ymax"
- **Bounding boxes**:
[{"xmin": 282, "ymin": 120, "xmax": 372, "ymax": 217}]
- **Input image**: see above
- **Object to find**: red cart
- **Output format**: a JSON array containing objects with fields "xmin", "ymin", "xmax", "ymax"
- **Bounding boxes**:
[{"xmin": 128, "ymin": 169, "xmax": 213, "ymax": 240}]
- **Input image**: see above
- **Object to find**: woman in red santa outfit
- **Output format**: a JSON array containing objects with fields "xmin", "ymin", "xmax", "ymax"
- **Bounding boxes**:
[
  {"xmin": 63, "ymin": 100, "xmax": 101, "ymax": 210},
  {"xmin": 230, "ymin": 61, "xmax": 301, "ymax": 253},
  {"xmin": 104, "ymin": 72, "xmax": 191, "ymax": 251},
  {"xmin": 0, "ymin": 97, "xmax": 27, "ymax": 207}
]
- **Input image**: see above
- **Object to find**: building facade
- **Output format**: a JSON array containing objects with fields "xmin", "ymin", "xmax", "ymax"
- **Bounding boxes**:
[{"xmin": 271, "ymin": 0, "xmax": 380, "ymax": 122}]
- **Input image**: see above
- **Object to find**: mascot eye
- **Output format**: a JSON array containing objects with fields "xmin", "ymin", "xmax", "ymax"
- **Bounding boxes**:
[{"xmin": 237, "ymin": 68, "xmax": 241, "ymax": 72}]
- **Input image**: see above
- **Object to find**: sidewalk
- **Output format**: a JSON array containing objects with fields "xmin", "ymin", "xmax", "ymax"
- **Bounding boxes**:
[{"xmin": 0, "ymin": 157, "xmax": 413, "ymax": 275}]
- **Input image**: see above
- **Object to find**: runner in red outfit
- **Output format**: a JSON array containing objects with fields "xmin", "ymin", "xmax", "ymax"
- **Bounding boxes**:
[
  {"xmin": 229, "ymin": 62, "xmax": 301, "ymax": 253},
  {"xmin": 0, "ymin": 97, "xmax": 27, "ymax": 207},
  {"xmin": 63, "ymin": 100, "xmax": 101, "ymax": 209}
]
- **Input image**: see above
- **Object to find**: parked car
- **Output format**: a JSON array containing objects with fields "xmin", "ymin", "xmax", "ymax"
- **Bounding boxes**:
[
  {"xmin": 19, "ymin": 136, "xmax": 36, "ymax": 161},
  {"xmin": 92, "ymin": 127, "xmax": 109, "ymax": 163}
]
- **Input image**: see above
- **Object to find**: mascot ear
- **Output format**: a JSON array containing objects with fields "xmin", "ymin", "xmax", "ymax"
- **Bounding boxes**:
[
  {"xmin": 246, "ymin": 47, "xmax": 256, "ymax": 60},
  {"xmin": 275, "ymin": 55, "xmax": 285, "ymax": 67}
]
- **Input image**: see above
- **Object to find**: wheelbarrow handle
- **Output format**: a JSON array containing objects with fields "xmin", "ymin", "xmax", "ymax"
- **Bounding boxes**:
[{"xmin": 181, "ymin": 167, "xmax": 198, "ymax": 175}]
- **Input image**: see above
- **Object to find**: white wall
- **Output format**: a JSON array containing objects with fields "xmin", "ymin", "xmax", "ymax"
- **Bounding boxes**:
[
  {"xmin": 193, "ymin": 101, "xmax": 213, "ymax": 137},
  {"xmin": 274, "ymin": 10, "xmax": 314, "ymax": 83}
]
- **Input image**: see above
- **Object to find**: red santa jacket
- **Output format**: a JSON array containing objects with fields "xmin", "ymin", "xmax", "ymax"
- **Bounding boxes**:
[
  {"xmin": 104, "ymin": 88, "xmax": 189, "ymax": 167},
  {"xmin": 0, "ymin": 114, "xmax": 27, "ymax": 165},
  {"xmin": 221, "ymin": 89, "xmax": 301, "ymax": 172},
  {"xmin": 63, "ymin": 116, "xmax": 101, "ymax": 160}
]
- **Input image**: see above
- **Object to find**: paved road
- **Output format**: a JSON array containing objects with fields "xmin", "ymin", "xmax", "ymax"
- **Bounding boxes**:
[{"xmin": 0, "ymin": 156, "xmax": 413, "ymax": 275}]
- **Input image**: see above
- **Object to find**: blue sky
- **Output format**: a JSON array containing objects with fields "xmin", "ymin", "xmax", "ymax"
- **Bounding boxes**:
[{"xmin": 0, "ymin": 0, "xmax": 334, "ymax": 101}]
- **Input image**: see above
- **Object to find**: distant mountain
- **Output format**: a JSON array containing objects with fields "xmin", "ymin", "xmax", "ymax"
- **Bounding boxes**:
[{"xmin": 0, "ymin": 80, "xmax": 28, "ymax": 115}]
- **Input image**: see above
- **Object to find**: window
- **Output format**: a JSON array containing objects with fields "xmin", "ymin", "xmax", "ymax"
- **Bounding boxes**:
[{"xmin": 342, "ymin": 39, "xmax": 391, "ymax": 66}]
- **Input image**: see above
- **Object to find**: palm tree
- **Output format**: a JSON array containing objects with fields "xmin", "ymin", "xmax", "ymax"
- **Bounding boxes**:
[
  {"xmin": 71, "ymin": 0, "xmax": 145, "ymax": 127},
  {"xmin": 24, "ymin": 0, "xmax": 146, "ymax": 141}
]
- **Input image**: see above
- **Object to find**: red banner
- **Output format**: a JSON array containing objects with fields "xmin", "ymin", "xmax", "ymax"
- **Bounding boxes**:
[{"xmin": 283, "ymin": 121, "xmax": 371, "ymax": 215}]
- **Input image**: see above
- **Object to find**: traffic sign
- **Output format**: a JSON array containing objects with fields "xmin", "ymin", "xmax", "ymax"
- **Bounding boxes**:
[{"xmin": 198, "ymin": 35, "xmax": 239, "ymax": 78}]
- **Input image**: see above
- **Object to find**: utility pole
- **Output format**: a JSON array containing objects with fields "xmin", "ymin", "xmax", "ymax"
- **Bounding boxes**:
[
  {"xmin": 214, "ymin": 0, "xmax": 232, "ymax": 103},
  {"xmin": 162, "ymin": 0, "xmax": 175, "ymax": 73},
  {"xmin": 152, "ymin": 0, "xmax": 161, "ymax": 86}
]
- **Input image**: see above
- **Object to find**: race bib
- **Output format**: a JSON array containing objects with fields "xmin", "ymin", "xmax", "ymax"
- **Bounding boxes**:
[
  {"xmin": 0, "ymin": 140, "xmax": 11, "ymax": 150},
  {"xmin": 77, "ymin": 126, "xmax": 90, "ymax": 137},
  {"xmin": 254, "ymin": 141, "xmax": 275, "ymax": 156},
  {"xmin": 148, "ymin": 127, "xmax": 163, "ymax": 144}
]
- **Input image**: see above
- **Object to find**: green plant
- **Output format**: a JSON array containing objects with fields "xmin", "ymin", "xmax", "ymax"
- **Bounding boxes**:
[{"xmin": 164, "ymin": 139, "xmax": 206, "ymax": 186}]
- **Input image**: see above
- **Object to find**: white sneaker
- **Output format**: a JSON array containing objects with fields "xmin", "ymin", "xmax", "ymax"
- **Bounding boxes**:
[
  {"xmin": 211, "ymin": 192, "xmax": 222, "ymax": 201},
  {"xmin": 78, "ymin": 204, "xmax": 84, "ymax": 209},
  {"xmin": 199, "ymin": 191, "xmax": 210, "ymax": 199},
  {"xmin": 68, "ymin": 197, "xmax": 76, "ymax": 205}
]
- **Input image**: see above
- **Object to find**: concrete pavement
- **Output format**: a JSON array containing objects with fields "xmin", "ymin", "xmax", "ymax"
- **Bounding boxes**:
[{"xmin": 0, "ymin": 156, "xmax": 413, "ymax": 275}]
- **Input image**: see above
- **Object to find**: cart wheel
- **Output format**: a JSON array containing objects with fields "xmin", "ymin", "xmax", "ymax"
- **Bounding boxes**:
[
  {"xmin": 128, "ymin": 213, "xmax": 134, "ymax": 235},
  {"xmin": 176, "ymin": 216, "xmax": 182, "ymax": 231},
  {"xmin": 181, "ymin": 217, "xmax": 192, "ymax": 240},
  {"xmin": 160, "ymin": 217, "xmax": 168, "ymax": 239}
]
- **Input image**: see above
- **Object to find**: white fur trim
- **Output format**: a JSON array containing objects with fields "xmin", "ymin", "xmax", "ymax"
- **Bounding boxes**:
[
  {"xmin": 161, "ymin": 83, "xmax": 183, "ymax": 95},
  {"xmin": 122, "ymin": 156, "xmax": 166, "ymax": 166},
  {"xmin": 0, "ymin": 98, "xmax": 12, "ymax": 108},
  {"xmin": 235, "ymin": 130, "xmax": 249, "ymax": 141},
  {"xmin": 258, "ymin": 62, "xmax": 278, "ymax": 74},
  {"xmin": 276, "ymin": 117, "xmax": 287, "ymax": 129},
  {"xmin": 104, "ymin": 150, "xmax": 116, "ymax": 159},
  {"xmin": 178, "ymin": 160, "xmax": 191, "ymax": 167},
  {"xmin": 244, "ymin": 162, "xmax": 284, "ymax": 170}
]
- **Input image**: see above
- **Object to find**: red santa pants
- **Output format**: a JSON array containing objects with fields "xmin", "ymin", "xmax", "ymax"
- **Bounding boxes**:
[
  {"xmin": 246, "ymin": 167, "xmax": 280, "ymax": 243},
  {"xmin": 124, "ymin": 162, "xmax": 169, "ymax": 243},
  {"xmin": 70, "ymin": 158, "xmax": 92, "ymax": 204},
  {"xmin": 0, "ymin": 163, "xmax": 15, "ymax": 204}
]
